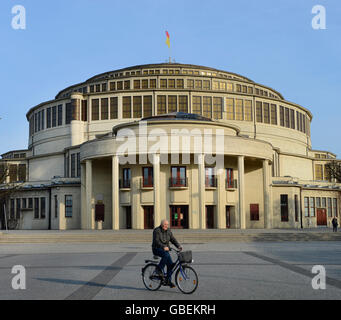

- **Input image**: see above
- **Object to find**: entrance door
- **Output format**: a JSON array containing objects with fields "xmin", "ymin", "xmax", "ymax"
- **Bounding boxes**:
[
  {"xmin": 206, "ymin": 206, "xmax": 214, "ymax": 229},
  {"xmin": 144, "ymin": 206, "xmax": 154, "ymax": 229},
  {"xmin": 226, "ymin": 206, "xmax": 231, "ymax": 229},
  {"xmin": 317, "ymin": 208, "xmax": 327, "ymax": 226},
  {"xmin": 170, "ymin": 206, "xmax": 189, "ymax": 229},
  {"xmin": 125, "ymin": 206, "xmax": 132, "ymax": 229}
]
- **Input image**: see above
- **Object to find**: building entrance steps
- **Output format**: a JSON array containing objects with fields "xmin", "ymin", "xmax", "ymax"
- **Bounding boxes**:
[{"xmin": 1, "ymin": 228, "xmax": 341, "ymax": 243}]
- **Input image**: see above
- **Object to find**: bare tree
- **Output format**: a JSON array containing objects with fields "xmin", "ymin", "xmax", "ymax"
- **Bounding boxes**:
[
  {"xmin": 325, "ymin": 160, "xmax": 341, "ymax": 183},
  {"xmin": 0, "ymin": 163, "xmax": 24, "ymax": 230}
]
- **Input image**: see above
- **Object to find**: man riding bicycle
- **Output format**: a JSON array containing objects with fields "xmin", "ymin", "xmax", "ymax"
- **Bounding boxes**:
[{"xmin": 152, "ymin": 219, "xmax": 182, "ymax": 288}]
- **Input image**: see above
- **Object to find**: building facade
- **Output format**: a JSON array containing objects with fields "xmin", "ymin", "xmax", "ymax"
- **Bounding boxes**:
[{"xmin": 0, "ymin": 63, "xmax": 340, "ymax": 230}]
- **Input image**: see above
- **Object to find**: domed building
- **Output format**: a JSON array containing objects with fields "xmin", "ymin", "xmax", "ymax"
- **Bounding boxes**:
[{"xmin": 0, "ymin": 63, "xmax": 340, "ymax": 230}]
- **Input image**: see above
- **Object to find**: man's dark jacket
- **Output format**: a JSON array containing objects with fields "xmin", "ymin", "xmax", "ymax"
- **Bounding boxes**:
[{"xmin": 152, "ymin": 225, "xmax": 180, "ymax": 250}]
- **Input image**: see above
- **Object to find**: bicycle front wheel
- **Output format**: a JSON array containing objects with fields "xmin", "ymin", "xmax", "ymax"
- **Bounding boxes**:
[
  {"xmin": 175, "ymin": 265, "xmax": 198, "ymax": 294},
  {"xmin": 142, "ymin": 263, "xmax": 163, "ymax": 291}
]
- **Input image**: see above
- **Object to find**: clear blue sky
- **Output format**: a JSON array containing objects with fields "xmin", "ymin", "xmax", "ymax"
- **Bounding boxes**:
[{"xmin": 0, "ymin": 0, "xmax": 340, "ymax": 156}]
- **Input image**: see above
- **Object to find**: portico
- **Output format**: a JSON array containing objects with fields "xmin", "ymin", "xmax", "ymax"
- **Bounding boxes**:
[{"xmin": 80, "ymin": 115, "xmax": 274, "ymax": 230}]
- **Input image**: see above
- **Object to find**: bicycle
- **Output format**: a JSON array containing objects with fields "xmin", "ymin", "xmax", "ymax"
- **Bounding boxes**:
[{"xmin": 141, "ymin": 248, "xmax": 198, "ymax": 294}]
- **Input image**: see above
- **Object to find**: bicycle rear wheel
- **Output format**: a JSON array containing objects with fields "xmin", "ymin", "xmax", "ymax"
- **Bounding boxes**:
[
  {"xmin": 175, "ymin": 265, "xmax": 198, "ymax": 294},
  {"xmin": 142, "ymin": 263, "xmax": 163, "ymax": 291}
]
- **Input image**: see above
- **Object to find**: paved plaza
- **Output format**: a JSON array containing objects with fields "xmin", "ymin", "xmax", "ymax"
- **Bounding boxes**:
[{"xmin": 0, "ymin": 238, "xmax": 340, "ymax": 300}]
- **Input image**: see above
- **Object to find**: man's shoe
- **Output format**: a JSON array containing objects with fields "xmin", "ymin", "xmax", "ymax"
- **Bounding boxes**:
[{"xmin": 166, "ymin": 279, "xmax": 176, "ymax": 288}]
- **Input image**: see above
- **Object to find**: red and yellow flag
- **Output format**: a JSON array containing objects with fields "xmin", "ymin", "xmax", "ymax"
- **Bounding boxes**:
[{"xmin": 165, "ymin": 31, "xmax": 170, "ymax": 48}]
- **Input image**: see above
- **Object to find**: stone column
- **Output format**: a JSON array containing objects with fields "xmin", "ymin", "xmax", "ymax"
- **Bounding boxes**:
[
  {"xmin": 70, "ymin": 94, "xmax": 85, "ymax": 146},
  {"xmin": 153, "ymin": 153, "xmax": 161, "ymax": 228},
  {"xmin": 238, "ymin": 156, "xmax": 246, "ymax": 229},
  {"xmin": 81, "ymin": 162, "xmax": 87, "ymax": 229},
  {"xmin": 118, "ymin": 96, "xmax": 123, "ymax": 120},
  {"xmin": 222, "ymin": 97, "xmax": 227, "ymax": 120},
  {"xmin": 85, "ymin": 160, "xmax": 93, "ymax": 229},
  {"xmin": 198, "ymin": 154, "xmax": 206, "ymax": 229},
  {"xmin": 263, "ymin": 159, "xmax": 272, "ymax": 229},
  {"xmin": 112, "ymin": 155, "xmax": 120, "ymax": 230},
  {"xmin": 217, "ymin": 167, "xmax": 226, "ymax": 229}
]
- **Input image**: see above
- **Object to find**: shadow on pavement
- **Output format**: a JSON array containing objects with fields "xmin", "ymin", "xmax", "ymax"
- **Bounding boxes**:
[{"xmin": 35, "ymin": 277, "xmax": 146, "ymax": 292}]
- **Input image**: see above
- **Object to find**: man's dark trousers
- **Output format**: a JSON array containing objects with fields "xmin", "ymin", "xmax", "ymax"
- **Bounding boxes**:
[{"xmin": 153, "ymin": 248, "xmax": 173, "ymax": 280}]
